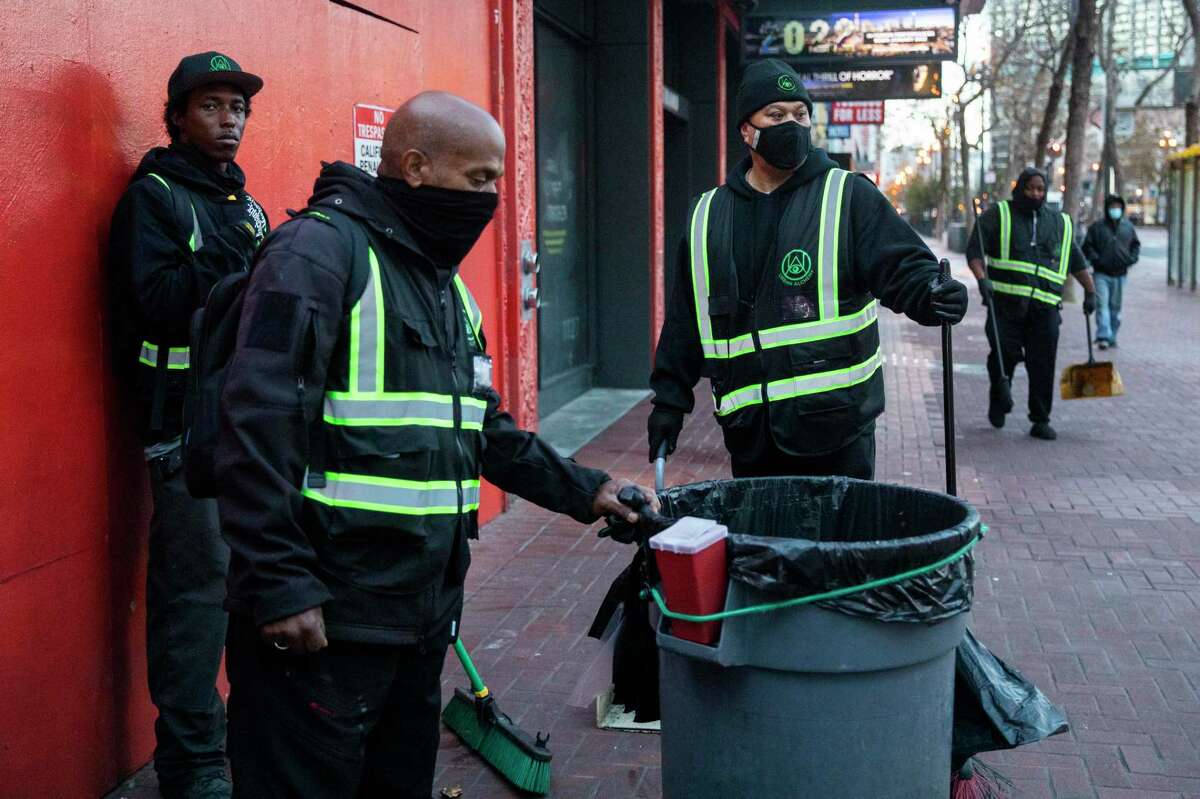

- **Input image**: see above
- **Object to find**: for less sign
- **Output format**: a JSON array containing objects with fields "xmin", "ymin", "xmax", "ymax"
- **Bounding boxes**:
[
  {"xmin": 354, "ymin": 103, "xmax": 394, "ymax": 176},
  {"xmin": 830, "ymin": 101, "xmax": 885, "ymax": 125}
]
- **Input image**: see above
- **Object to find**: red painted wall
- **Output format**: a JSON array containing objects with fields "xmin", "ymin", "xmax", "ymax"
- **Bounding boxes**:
[{"xmin": 0, "ymin": 2, "xmax": 526, "ymax": 794}]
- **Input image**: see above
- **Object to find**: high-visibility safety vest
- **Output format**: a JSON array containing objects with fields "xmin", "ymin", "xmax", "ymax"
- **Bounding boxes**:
[
  {"xmin": 301, "ymin": 225, "xmax": 488, "ymax": 573},
  {"xmin": 986, "ymin": 200, "xmax": 1073, "ymax": 306},
  {"xmin": 688, "ymin": 168, "xmax": 884, "ymax": 454}
]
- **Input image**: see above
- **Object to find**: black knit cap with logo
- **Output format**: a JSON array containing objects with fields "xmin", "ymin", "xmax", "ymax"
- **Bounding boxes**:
[
  {"xmin": 167, "ymin": 51, "xmax": 263, "ymax": 103},
  {"xmin": 735, "ymin": 58, "xmax": 813, "ymax": 124}
]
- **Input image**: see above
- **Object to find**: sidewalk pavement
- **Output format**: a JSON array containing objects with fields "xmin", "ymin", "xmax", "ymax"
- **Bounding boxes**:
[{"xmin": 108, "ymin": 228, "xmax": 1200, "ymax": 799}]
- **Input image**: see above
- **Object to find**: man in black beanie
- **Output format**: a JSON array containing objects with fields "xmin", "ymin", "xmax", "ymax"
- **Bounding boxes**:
[
  {"xmin": 966, "ymin": 166, "xmax": 1096, "ymax": 440},
  {"xmin": 648, "ymin": 59, "xmax": 968, "ymax": 479}
]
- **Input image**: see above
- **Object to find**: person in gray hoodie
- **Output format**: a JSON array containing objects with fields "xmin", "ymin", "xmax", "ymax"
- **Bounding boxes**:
[{"xmin": 1083, "ymin": 194, "xmax": 1140, "ymax": 349}]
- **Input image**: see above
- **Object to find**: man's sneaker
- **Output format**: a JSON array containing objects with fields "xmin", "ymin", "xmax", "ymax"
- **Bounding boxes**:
[
  {"xmin": 1108, "ymin": 340, "xmax": 1118, "ymax": 349},
  {"xmin": 1030, "ymin": 422, "xmax": 1057, "ymax": 441},
  {"xmin": 161, "ymin": 775, "xmax": 232, "ymax": 799},
  {"xmin": 1097, "ymin": 340, "xmax": 1109, "ymax": 350}
]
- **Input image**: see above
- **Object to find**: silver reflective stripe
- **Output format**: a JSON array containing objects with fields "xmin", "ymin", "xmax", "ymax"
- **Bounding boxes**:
[
  {"xmin": 350, "ymin": 248, "xmax": 385, "ymax": 393},
  {"xmin": 765, "ymin": 349, "xmax": 883, "ymax": 403},
  {"xmin": 689, "ymin": 189, "xmax": 723, "ymax": 358},
  {"xmin": 138, "ymin": 341, "xmax": 189, "ymax": 370},
  {"xmin": 453, "ymin": 275, "xmax": 483, "ymax": 348},
  {"xmin": 817, "ymin": 169, "xmax": 850, "ymax": 320},
  {"xmin": 757, "ymin": 301, "xmax": 877, "ymax": 350},
  {"xmin": 303, "ymin": 474, "xmax": 481, "ymax": 515},
  {"xmin": 324, "ymin": 392, "xmax": 487, "ymax": 430}
]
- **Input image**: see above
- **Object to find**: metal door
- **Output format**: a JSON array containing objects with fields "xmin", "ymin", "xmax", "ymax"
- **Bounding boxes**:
[{"xmin": 535, "ymin": 18, "xmax": 593, "ymax": 416}]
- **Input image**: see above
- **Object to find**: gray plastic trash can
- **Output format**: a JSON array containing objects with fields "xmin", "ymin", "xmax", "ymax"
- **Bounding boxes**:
[{"xmin": 653, "ymin": 477, "xmax": 978, "ymax": 799}]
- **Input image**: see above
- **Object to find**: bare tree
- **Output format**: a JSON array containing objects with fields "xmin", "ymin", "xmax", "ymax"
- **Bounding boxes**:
[
  {"xmin": 1033, "ymin": 30, "xmax": 1074, "ymax": 168},
  {"xmin": 1185, "ymin": 0, "xmax": 1200, "ymax": 144},
  {"xmin": 1092, "ymin": 0, "xmax": 1122, "ymax": 219},
  {"xmin": 1062, "ymin": 0, "xmax": 1098, "ymax": 220}
]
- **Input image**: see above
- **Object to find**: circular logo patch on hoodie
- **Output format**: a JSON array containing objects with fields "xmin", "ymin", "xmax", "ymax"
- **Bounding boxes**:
[{"xmin": 780, "ymin": 248, "xmax": 813, "ymax": 286}]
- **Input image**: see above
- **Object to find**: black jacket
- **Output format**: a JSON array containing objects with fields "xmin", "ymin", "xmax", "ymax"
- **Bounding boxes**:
[
  {"xmin": 217, "ymin": 162, "xmax": 609, "ymax": 643},
  {"xmin": 965, "ymin": 184, "xmax": 1089, "ymax": 291},
  {"xmin": 1083, "ymin": 196, "xmax": 1140, "ymax": 276},
  {"xmin": 650, "ymin": 150, "xmax": 945, "ymax": 462},
  {"xmin": 108, "ymin": 144, "xmax": 269, "ymax": 443}
]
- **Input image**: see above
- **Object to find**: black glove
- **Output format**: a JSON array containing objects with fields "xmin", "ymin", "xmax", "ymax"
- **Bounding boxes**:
[
  {"xmin": 1083, "ymin": 291, "xmax": 1097, "ymax": 315},
  {"xmin": 647, "ymin": 407, "xmax": 684, "ymax": 463},
  {"xmin": 929, "ymin": 277, "xmax": 969, "ymax": 324},
  {"xmin": 977, "ymin": 277, "xmax": 995, "ymax": 304}
]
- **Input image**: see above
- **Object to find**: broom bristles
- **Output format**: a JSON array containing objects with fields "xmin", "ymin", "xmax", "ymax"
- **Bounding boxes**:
[
  {"xmin": 950, "ymin": 758, "xmax": 1013, "ymax": 799},
  {"xmin": 442, "ymin": 688, "xmax": 552, "ymax": 795}
]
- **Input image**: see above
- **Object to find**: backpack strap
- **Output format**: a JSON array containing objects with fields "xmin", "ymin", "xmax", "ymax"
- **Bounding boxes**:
[
  {"xmin": 144, "ymin": 172, "xmax": 203, "ymax": 432},
  {"xmin": 290, "ymin": 204, "xmax": 372, "ymax": 489}
]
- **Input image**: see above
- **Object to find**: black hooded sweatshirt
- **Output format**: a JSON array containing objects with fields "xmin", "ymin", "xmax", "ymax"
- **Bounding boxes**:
[
  {"xmin": 1083, "ymin": 194, "xmax": 1140, "ymax": 276},
  {"xmin": 966, "ymin": 167, "xmax": 1088, "ymax": 288},
  {"xmin": 108, "ymin": 144, "xmax": 269, "ymax": 443},
  {"xmin": 650, "ymin": 149, "xmax": 945, "ymax": 461},
  {"xmin": 217, "ymin": 162, "xmax": 609, "ymax": 642}
]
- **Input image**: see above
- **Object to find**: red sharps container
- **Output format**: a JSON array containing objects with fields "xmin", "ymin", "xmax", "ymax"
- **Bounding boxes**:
[{"xmin": 649, "ymin": 517, "xmax": 729, "ymax": 645}]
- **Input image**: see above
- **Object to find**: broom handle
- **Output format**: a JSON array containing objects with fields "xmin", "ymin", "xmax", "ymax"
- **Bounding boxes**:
[
  {"xmin": 453, "ymin": 638, "xmax": 489, "ymax": 697},
  {"xmin": 970, "ymin": 198, "xmax": 1009, "ymax": 383},
  {"xmin": 939, "ymin": 259, "xmax": 957, "ymax": 498},
  {"xmin": 1085, "ymin": 309, "xmax": 1095, "ymax": 365}
]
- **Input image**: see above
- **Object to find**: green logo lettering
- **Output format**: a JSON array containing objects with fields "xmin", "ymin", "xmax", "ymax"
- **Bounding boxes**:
[
  {"xmin": 777, "ymin": 75, "xmax": 797, "ymax": 92},
  {"xmin": 210, "ymin": 55, "xmax": 232, "ymax": 72},
  {"xmin": 779, "ymin": 248, "xmax": 812, "ymax": 286}
]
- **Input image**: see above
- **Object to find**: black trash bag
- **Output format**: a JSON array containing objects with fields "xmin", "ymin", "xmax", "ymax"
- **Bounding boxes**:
[
  {"xmin": 951, "ymin": 629, "xmax": 1069, "ymax": 770},
  {"xmin": 655, "ymin": 476, "xmax": 981, "ymax": 623}
]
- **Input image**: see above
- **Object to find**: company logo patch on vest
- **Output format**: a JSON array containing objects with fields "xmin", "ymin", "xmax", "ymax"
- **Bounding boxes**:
[{"xmin": 779, "ymin": 248, "xmax": 813, "ymax": 286}]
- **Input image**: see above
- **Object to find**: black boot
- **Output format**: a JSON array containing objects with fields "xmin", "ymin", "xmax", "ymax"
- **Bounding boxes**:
[
  {"xmin": 988, "ymin": 382, "xmax": 1013, "ymax": 428},
  {"xmin": 1030, "ymin": 422, "xmax": 1057, "ymax": 440}
]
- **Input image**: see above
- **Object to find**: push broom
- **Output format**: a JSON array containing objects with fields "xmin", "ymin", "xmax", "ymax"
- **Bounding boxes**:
[{"xmin": 442, "ymin": 637, "xmax": 552, "ymax": 795}]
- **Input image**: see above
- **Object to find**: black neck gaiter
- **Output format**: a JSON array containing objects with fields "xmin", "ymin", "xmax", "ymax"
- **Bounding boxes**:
[{"xmin": 377, "ymin": 176, "xmax": 499, "ymax": 266}]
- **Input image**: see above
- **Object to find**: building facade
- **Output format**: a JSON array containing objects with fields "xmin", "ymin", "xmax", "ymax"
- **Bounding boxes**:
[{"xmin": 0, "ymin": 1, "xmax": 743, "ymax": 794}]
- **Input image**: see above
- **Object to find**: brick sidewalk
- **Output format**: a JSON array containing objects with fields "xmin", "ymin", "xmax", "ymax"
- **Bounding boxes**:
[
  {"xmin": 105, "ymin": 229, "xmax": 1200, "ymax": 799},
  {"xmin": 435, "ymin": 227, "xmax": 1200, "ymax": 799}
]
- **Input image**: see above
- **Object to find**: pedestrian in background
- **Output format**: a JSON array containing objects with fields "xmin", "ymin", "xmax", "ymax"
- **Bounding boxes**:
[
  {"xmin": 107, "ymin": 51, "xmax": 267, "ymax": 799},
  {"xmin": 1083, "ymin": 194, "xmax": 1140, "ymax": 349},
  {"xmin": 967, "ymin": 167, "xmax": 1096, "ymax": 441}
]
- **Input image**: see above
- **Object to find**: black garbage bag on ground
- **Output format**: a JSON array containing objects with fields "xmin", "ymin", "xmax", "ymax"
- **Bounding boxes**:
[{"xmin": 952, "ymin": 628, "xmax": 1070, "ymax": 770}]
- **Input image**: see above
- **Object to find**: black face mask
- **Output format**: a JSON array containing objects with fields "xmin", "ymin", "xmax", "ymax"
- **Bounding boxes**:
[
  {"xmin": 750, "ymin": 120, "xmax": 811, "ymax": 171},
  {"xmin": 1012, "ymin": 189, "xmax": 1046, "ymax": 212},
  {"xmin": 377, "ymin": 176, "xmax": 499, "ymax": 266}
]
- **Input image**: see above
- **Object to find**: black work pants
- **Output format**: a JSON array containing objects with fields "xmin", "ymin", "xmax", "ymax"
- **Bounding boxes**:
[
  {"xmin": 731, "ymin": 425, "xmax": 876, "ymax": 480},
  {"xmin": 225, "ymin": 615, "xmax": 449, "ymax": 799},
  {"xmin": 146, "ymin": 449, "xmax": 230, "ymax": 786},
  {"xmin": 985, "ymin": 301, "xmax": 1061, "ymax": 424}
]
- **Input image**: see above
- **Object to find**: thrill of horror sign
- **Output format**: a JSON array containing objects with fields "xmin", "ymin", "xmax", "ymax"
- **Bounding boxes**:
[{"xmin": 800, "ymin": 63, "xmax": 942, "ymax": 101}]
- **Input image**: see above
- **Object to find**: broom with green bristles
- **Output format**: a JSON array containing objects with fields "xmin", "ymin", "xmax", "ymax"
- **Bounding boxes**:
[{"xmin": 442, "ymin": 638, "xmax": 552, "ymax": 795}]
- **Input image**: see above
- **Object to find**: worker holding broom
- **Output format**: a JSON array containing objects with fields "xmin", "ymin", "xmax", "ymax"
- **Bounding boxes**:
[
  {"xmin": 216, "ymin": 91, "xmax": 658, "ymax": 798},
  {"xmin": 966, "ymin": 166, "xmax": 1097, "ymax": 440}
]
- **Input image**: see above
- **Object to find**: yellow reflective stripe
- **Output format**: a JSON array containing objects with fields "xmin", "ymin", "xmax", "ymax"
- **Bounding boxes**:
[
  {"xmin": 714, "ymin": 384, "xmax": 764, "ymax": 416},
  {"xmin": 323, "ymin": 392, "xmax": 486, "ymax": 430},
  {"xmin": 991, "ymin": 281, "xmax": 1032, "ymax": 298},
  {"xmin": 452, "ymin": 275, "xmax": 483, "ymax": 349},
  {"xmin": 138, "ymin": 341, "xmax": 190, "ymax": 370},
  {"xmin": 765, "ymin": 349, "xmax": 883, "ymax": 404},
  {"xmin": 1032, "ymin": 288, "xmax": 1061, "ymax": 305},
  {"xmin": 998, "ymin": 201, "xmax": 1011, "ymax": 260},
  {"xmin": 818, "ymin": 169, "xmax": 849, "ymax": 320},
  {"xmin": 147, "ymin": 173, "xmax": 171, "ymax": 192},
  {"xmin": 689, "ymin": 189, "xmax": 720, "ymax": 358},
  {"xmin": 146, "ymin": 172, "xmax": 200, "ymax": 252},
  {"xmin": 987, "ymin": 258, "xmax": 1038, "ymax": 276},
  {"xmin": 1058, "ymin": 213, "xmax": 1073, "ymax": 278},
  {"xmin": 756, "ymin": 301, "xmax": 878, "ymax": 351},
  {"xmin": 302, "ymin": 474, "xmax": 481, "ymax": 516}
]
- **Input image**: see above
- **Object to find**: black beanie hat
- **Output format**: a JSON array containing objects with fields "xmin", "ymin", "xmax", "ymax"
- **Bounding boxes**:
[{"xmin": 735, "ymin": 59, "xmax": 813, "ymax": 125}]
